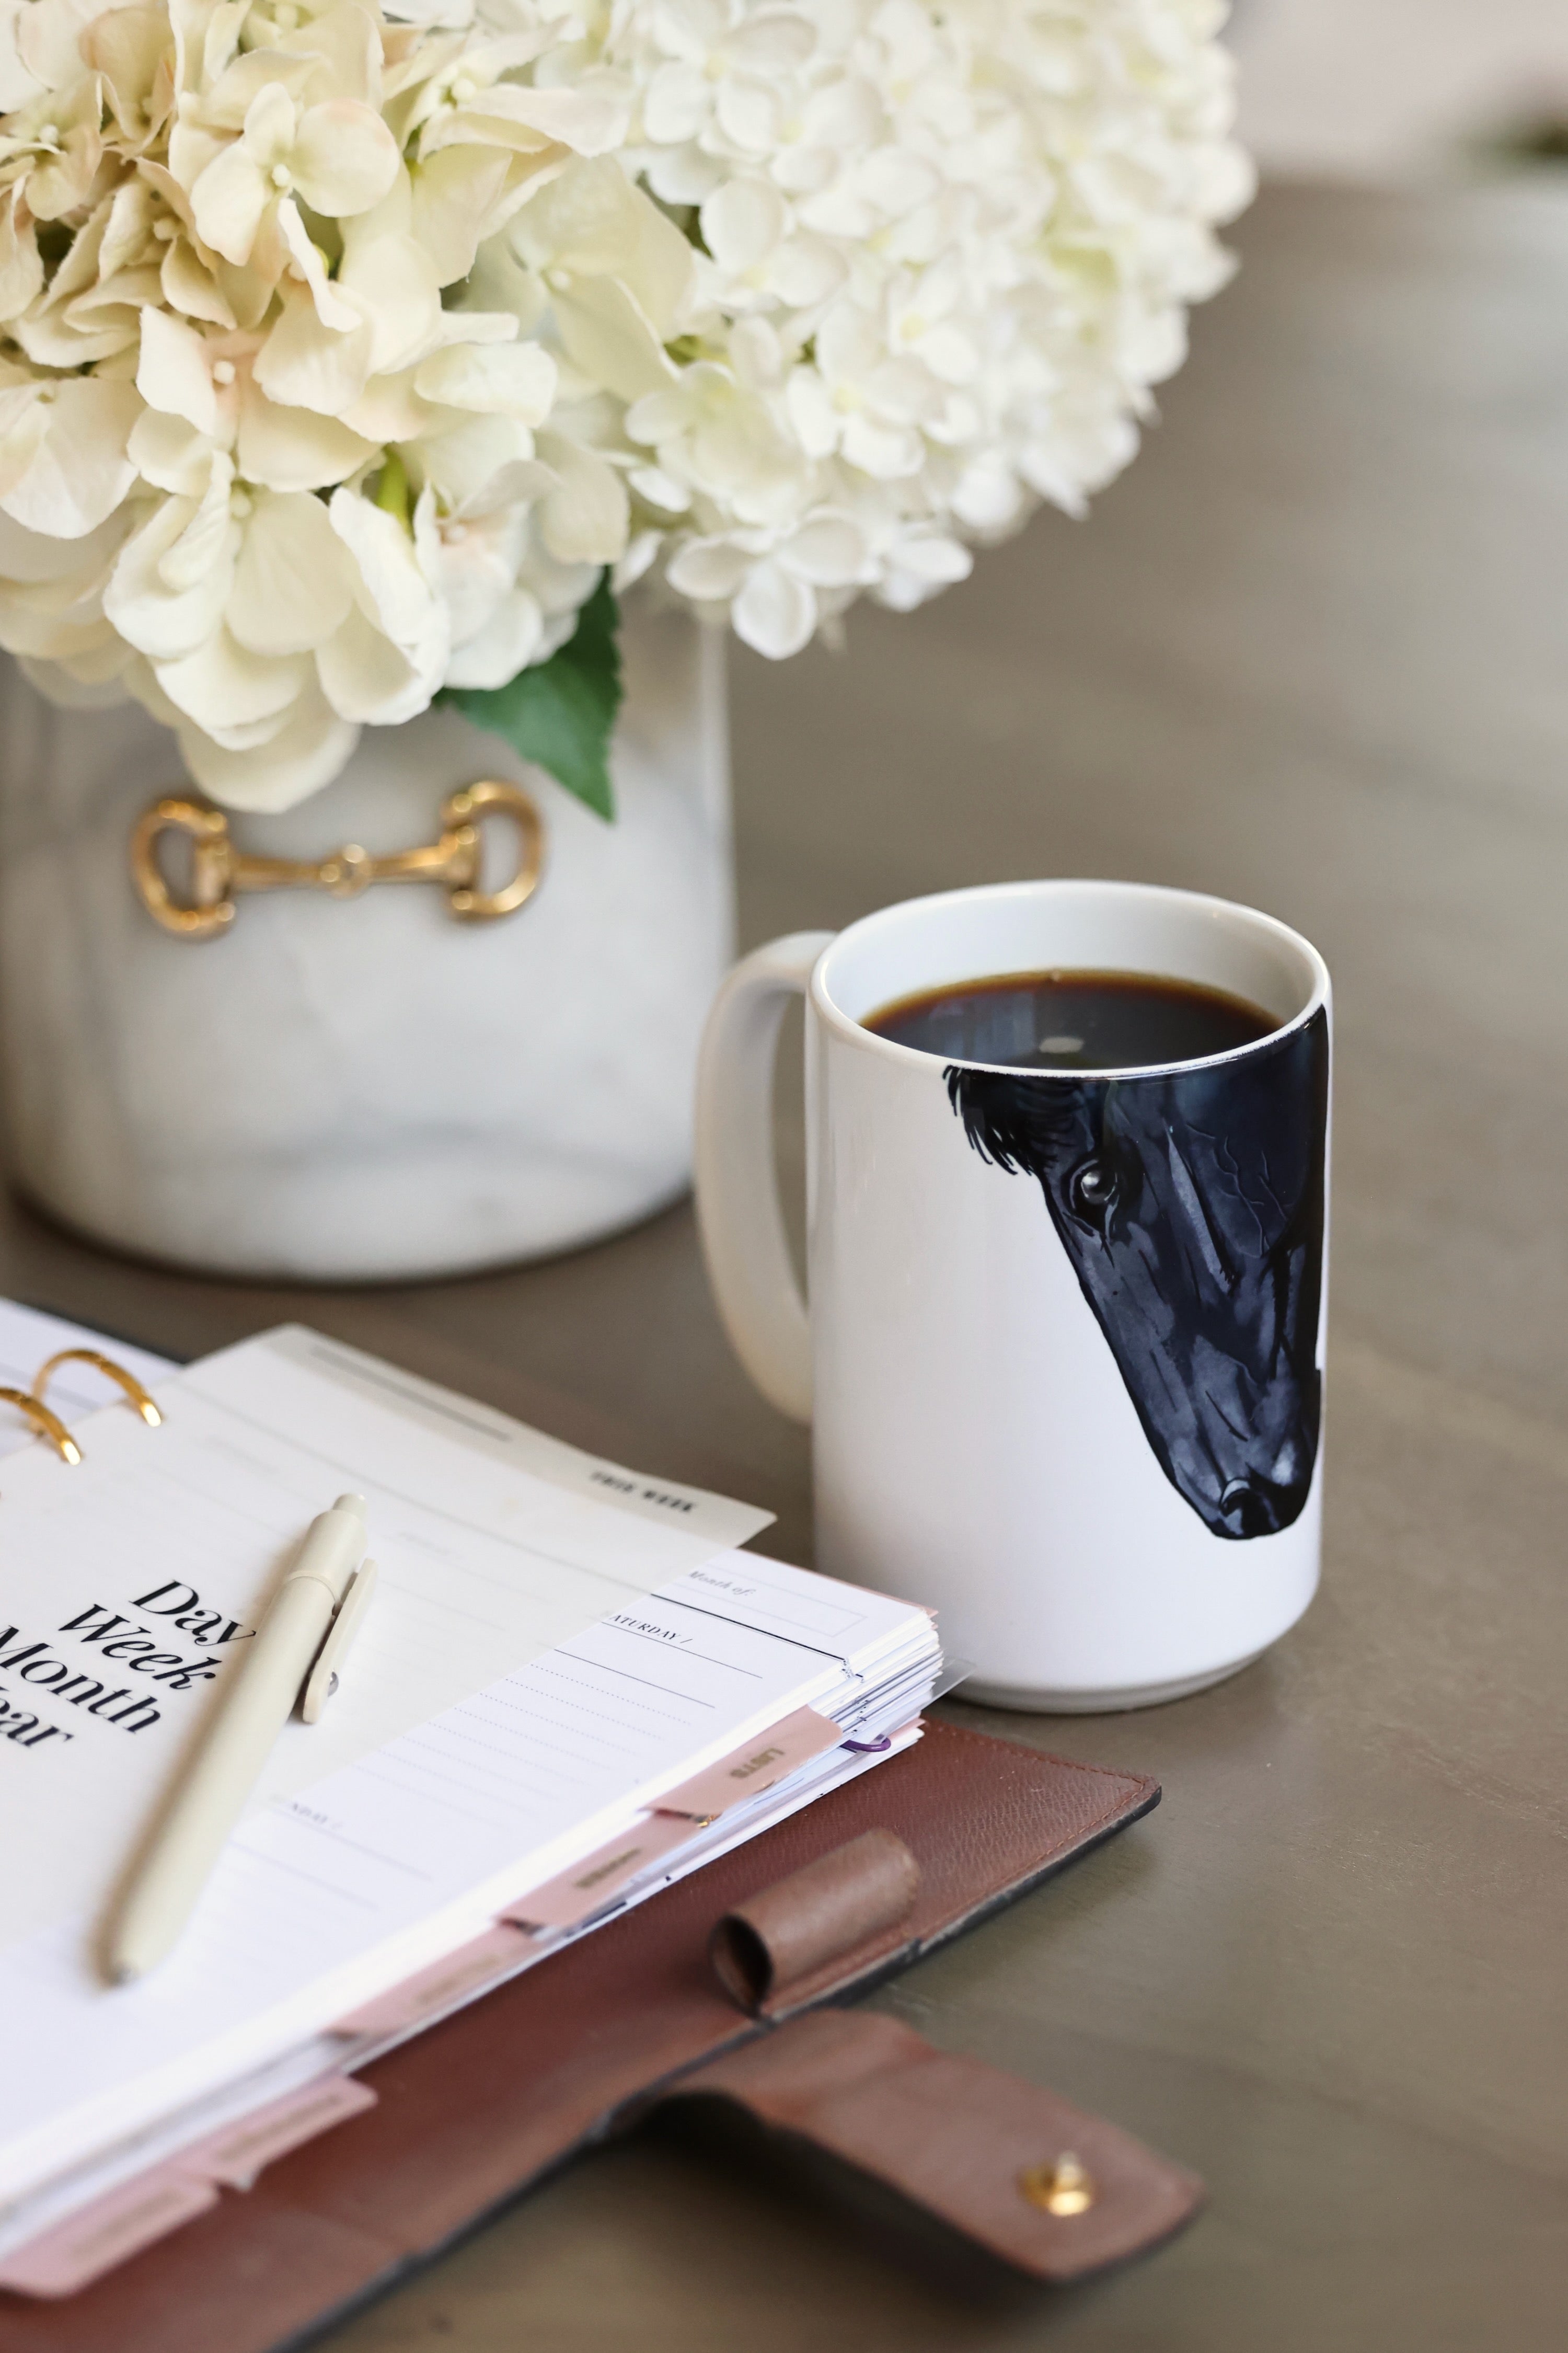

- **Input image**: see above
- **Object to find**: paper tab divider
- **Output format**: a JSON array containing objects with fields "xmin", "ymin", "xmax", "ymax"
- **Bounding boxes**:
[
  {"xmin": 330, "ymin": 1924, "xmax": 536, "ymax": 2038},
  {"xmin": 0, "ymin": 2171, "xmax": 220, "ymax": 2299},
  {"xmin": 499, "ymin": 1813, "xmax": 693, "ymax": 1933},
  {"xmin": 0, "ymin": 2074, "xmax": 377, "ymax": 2299},
  {"xmin": 648, "ymin": 1706, "xmax": 843, "ymax": 1821}
]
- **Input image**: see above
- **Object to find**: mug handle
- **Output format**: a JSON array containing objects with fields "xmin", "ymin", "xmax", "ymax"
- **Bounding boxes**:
[{"xmin": 694, "ymin": 932, "xmax": 834, "ymax": 1424}]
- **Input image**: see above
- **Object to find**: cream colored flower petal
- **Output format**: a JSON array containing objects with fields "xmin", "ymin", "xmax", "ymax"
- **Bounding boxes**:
[
  {"xmin": 0, "ymin": 383, "xmax": 48, "ymax": 500},
  {"xmin": 665, "ymin": 536, "xmax": 751, "ymax": 602},
  {"xmin": 443, "ymin": 585, "xmax": 543, "ymax": 690},
  {"xmin": 292, "ymin": 0, "xmax": 382, "ymax": 111},
  {"xmin": 87, "ymin": 5, "xmax": 173, "ymax": 138},
  {"xmin": 214, "ymin": 250, "xmax": 282, "ymax": 335},
  {"xmin": 175, "ymin": 692, "xmax": 360, "ymax": 813},
  {"xmin": 227, "ymin": 490, "xmax": 358, "ymax": 657},
  {"xmin": 253, "ymin": 281, "xmax": 374, "ymax": 412},
  {"xmin": 612, "ymin": 527, "xmax": 660, "ymax": 593},
  {"xmin": 450, "ymin": 455, "xmax": 554, "ymax": 519},
  {"xmin": 511, "ymin": 160, "xmax": 691, "ymax": 328},
  {"xmin": 536, "ymin": 431, "xmax": 628, "ymax": 566},
  {"xmin": 129, "ymin": 408, "xmax": 217, "ymax": 497},
  {"xmin": 0, "ymin": 0, "xmax": 44, "ymax": 111},
  {"xmin": 137, "ymin": 307, "xmax": 218, "ymax": 436},
  {"xmin": 240, "ymin": 79, "xmax": 299, "ymax": 169},
  {"xmin": 783, "ymin": 365, "xmax": 836, "ymax": 459},
  {"xmin": 338, "ymin": 232, "xmax": 443, "ymax": 375},
  {"xmin": 342, "ymin": 367, "xmax": 430, "ymax": 444},
  {"xmin": 161, "ymin": 236, "xmax": 239, "ymax": 329},
  {"xmin": 885, "ymin": 535, "xmax": 972, "ymax": 588},
  {"xmin": 172, "ymin": 707, "xmax": 297, "ymax": 754},
  {"xmin": 733, "ymin": 558, "xmax": 814, "ymax": 659},
  {"xmin": 16, "ymin": 0, "xmax": 94, "ymax": 89},
  {"xmin": 627, "ymin": 464, "xmax": 688, "ymax": 515},
  {"xmin": 105, "ymin": 496, "xmax": 235, "ymax": 660},
  {"xmin": 155, "ymin": 625, "xmax": 309, "ymax": 732},
  {"xmin": 553, "ymin": 276, "xmax": 673, "ymax": 405},
  {"xmin": 431, "ymin": 515, "xmax": 514, "ymax": 644},
  {"xmin": 409, "ymin": 143, "xmax": 518, "ymax": 286},
  {"xmin": 328, "ymin": 485, "xmax": 442, "ymax": 652},
  {"xmin": 275, "ymin": 198, "xmax": 360, "ymax": 333},
  {"xmin": 425, "ymin": 84, "xmax": 627, "ymax": 160},
  {"xmin": 815, "ymin": 302, "xmax": 880, "ymax": 388},
  {"xmin": 191, "ymin": 142, "xmax": 272, "ymax": 267},
  {"xmin": 841, "ymin": 412, "xmax": 923, "ymax": 479},
  {"xmin": 700, "ymin": 177, "xmax": 785, "ymax": 276},
  {"xmin": 410, "ymin": 409, "xmax": 536, "ymax": 510},
  {"xmin": 715, "ymin": 76, "xmax": 780, "ymax": 155},
  {"xmin": 767, "ymin": 235, "xmax": 844, "ymax": 308},
  {"xmin": 412, "ymin": 339, "xmax": 556, "ymax": 421},
  {"xmin": 290, "ymin": 101, "xmax": 400, "ymax": 220},
  {"xmin": 778, "ymin": 514, "xmax": 866, "ymax": 587},
  {"xmin": 0, "ymin": 186, "xmax": 42, "ymax": 323},
  {"xmin": 0, "ymin": 379, "xmax": 141, "ymax": 539},
  {"xmin": 157, "ymin": 461, "xmax": 238, "ymax": 594},
  {"xmin": 642, "ymin": 63, "xmax": 707, "ymax": 147},
  {"xmin": 237, "ymin": 380, "xmax": 379, "ymax": 492},
  {"xmin": 315, "ymin": 602, "xmax": 430, "ymax": 724},
  {"xmin": 200, "ymin": 50, "xmax": 317, "ymax": 137}
]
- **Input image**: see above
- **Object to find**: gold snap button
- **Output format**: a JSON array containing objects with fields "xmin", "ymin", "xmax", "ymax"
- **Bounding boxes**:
[{"xmin": 1019, "ymin": 2152, "xmax": 1097, "ymax": 2216}]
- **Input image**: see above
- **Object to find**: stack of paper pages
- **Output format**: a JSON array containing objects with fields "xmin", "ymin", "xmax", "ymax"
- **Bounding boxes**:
[{"xmin": 0, "ymin": 1303, "xmax": 942, "ymax": 2291}]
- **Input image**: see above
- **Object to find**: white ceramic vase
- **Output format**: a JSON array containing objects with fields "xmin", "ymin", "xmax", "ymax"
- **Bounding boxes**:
[{"xmin": 0, "ymin": 602, "xmax": 733, "ymax": 1281}]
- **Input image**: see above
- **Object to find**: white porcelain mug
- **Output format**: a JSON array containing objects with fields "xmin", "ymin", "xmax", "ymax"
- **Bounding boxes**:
[{"xmin": 694, "ymin": 880, "xmax": 1332, "ymax": 1711}]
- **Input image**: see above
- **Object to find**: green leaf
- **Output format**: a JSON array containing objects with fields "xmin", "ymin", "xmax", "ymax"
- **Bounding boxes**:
[{"xmin": 439, "ymin": 573, "xmax": 622, "ymax": 820}]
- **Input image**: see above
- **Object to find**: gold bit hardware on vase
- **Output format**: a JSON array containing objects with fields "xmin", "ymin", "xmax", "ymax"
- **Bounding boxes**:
[
  {"xmin": 131, "ymin": 780, "xmax": 545, "ymax": 940},
  {"xmin": 1018, "ymin": 2152, "xmax": 1097, "ymax": 2217}
]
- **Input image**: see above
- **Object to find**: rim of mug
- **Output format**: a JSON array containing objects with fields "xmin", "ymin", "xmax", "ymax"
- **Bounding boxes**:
[{"xmin": 811, "ymin": 878, "xmax": 1331, "ymax": 1081}]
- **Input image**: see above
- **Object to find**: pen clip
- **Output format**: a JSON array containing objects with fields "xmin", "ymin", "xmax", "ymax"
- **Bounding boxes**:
[{"xmin": 299, "ymin": 1560, "xmax": 378, "ymax": 1725}]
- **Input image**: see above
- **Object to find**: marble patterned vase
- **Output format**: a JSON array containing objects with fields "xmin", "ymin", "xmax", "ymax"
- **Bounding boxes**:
[{"xmin": 0, "ymin": 602, "xmax": 733, "ymax": 1280}]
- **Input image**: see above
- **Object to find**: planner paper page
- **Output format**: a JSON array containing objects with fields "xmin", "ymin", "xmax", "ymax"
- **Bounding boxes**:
[
  {"xmin": 1, "ymin": 1549, "xmax": 925, "ymax": 2205},
  {"xmin": 1, "ymin": 1322, "xmax": 773, "ymax": 1943}
]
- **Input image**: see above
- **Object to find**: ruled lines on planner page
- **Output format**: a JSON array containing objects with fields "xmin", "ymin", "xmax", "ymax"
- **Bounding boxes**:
[{"xmin": 0, "ymin": 1557, "xmax": 927, "ymax": 2204}]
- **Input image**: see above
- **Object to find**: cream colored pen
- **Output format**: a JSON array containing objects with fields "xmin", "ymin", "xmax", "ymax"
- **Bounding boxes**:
[{"xmin": 105, "ymin": 1494, "xmax": 369, "ymax": 1984}]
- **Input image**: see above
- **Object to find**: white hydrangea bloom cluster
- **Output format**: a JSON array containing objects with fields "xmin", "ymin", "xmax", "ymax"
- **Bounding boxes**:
[{"xmin": 0, "ymin": 0, "xmax": 1249, "ymax": 810}]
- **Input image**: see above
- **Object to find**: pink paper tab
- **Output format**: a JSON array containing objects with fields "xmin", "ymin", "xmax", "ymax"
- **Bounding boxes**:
[
  {"xmin": 187, "ymin": 2073, "xmax": 377, "ymax": 2191},
  {"xmin": 331, "ymin": 1923, "xmax": 534, "ymax": 2038},
  {"xmin": 0, "ymin": 2170, "xmax": 217, "ymax": 2299},
  {"xmin": 652, "ymin": 1706, "xmax": 841, "ymax": 1820},
  {"xmin": 501, "ymin": 1811, "xmax": 692, "ymax": 1931}
]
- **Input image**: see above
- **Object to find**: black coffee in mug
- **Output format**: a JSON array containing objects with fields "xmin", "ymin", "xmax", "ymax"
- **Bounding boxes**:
[{"xmin": 863, "ymin": 968, "xmax": 1275, "ymax": 1071}]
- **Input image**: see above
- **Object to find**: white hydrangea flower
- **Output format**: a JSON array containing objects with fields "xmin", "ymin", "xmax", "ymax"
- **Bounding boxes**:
[{"xmin": 0, "ymin": 0, "xmax": 1249, "ymax": 809}]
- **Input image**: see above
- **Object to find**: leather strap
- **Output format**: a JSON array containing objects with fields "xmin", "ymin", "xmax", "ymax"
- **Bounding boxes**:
[
  {"xmin": 709, "ymin": 1829, "xmax": 921, "ymax": 2013},
  {"xmin": 661, "ymin": 2009, "xmax": 1204, "ymax": 2283}
]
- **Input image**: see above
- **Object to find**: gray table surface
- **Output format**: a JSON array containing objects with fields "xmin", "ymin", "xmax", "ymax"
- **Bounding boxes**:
[{"xmin": 5, "ymin": 180, "xmax": 1565, "ymax": 2349}]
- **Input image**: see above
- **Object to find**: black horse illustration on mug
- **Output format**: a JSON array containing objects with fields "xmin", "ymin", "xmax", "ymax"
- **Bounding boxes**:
[{"xmin": 946, "ymin": 1009, "xmax": 1329, "ymax": 1539}]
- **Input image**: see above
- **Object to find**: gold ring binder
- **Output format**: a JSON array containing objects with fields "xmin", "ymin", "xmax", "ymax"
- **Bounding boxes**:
[
  {"xmin": 130, "ymin": 782, "xmax": 545, "ymax": 940},
  {"xmin": 0, "ymin": 1387, "xmax": 82, "ymax": 1465},
  {"xmin": 33, "ymin": 1350, "xmax": 163, "ymax": 1430}
]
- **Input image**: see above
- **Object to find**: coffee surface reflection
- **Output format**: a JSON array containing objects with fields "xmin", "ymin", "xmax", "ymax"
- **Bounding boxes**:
[{"xmin": 863, "ymin": 969, "xmax": 1275, "ymax": 1071}]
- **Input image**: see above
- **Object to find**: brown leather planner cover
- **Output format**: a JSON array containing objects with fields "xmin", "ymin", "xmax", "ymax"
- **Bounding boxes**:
[{"xmin": 0, "ymin": 1721, "xmax": 1191, "ymax": 2350}]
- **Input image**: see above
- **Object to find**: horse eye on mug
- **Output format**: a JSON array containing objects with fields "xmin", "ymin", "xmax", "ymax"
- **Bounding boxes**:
[{"xmin": 1068, "ymin": 1157, "xmax": 1116, "ymax": 1224}]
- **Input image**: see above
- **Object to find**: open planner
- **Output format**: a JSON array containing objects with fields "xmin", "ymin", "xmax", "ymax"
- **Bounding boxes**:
[{"xmin": 0, "ymin": 1301, "xmax": 942, "ymax": 2293}]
